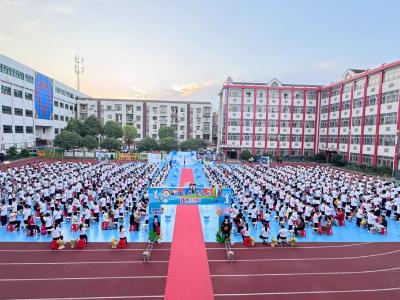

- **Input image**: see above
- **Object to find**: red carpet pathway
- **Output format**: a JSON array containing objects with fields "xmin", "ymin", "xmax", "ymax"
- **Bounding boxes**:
[
  {"xmin": 164, "ymin": 205, "xmax": 214, "ymax": 300},
  {"xmin": 179, "ymin": 167, "xmax": 195, "ymax": 186}
]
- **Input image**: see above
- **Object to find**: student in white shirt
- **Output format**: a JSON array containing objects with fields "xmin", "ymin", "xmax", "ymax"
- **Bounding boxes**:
[{"xmin": 259, "ymin": 223, "xmax": 270, "ymax": 244}]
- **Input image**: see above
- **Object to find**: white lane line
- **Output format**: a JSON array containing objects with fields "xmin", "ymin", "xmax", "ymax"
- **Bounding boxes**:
[
  {"xmin": 0, "ymin": 248, "xmax": 170, "ymax": 252},
  {"xmin": 0, "ymin": 275, "xmax": 166, "ymax": 282},
  {"xmin": 209, "ymin": 249, "xmax": 400, "ymax": 262},
  {"xmin": 214, "ymin": 286, "xmax": 400, "ymax": 297},
  {"xmin": 211, "ymin": 266, "xmax": 400, "ymax": 277},
  {"xmin": 0, "ymin": 260, "xmax": 169, "ymax": 266},
  {"xmin": 13, "ymin": 296, "xmax": 164, "ymax": 300},
  {"xmin": 206, "ymin": 242, "xmax": 374, "ymax": 250}
]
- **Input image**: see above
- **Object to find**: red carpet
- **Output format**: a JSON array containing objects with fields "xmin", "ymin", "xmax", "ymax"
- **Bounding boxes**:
[
  {"xmin": 164, "ymin": 205, "xmax": 214, "ymax": 300},
  {"xmin": 179, "ymin": 167, "xmax": 195, "ymax": 187}
]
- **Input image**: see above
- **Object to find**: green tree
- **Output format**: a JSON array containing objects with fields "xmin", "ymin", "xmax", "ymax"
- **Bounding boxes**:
[
  {"xmin": 65, "ymin": 119, "xmax": 84, "ymax": 136},
  {"xmin": 80, "ymin": 135, "xmax": 98, "ymax": 150},
  {"xmin": 123, "ymin": 125, "xmax": 137, "ymax": 150},
  {"xmin": 82, "ymin": 116, "xmax": 103, "ymax": 137},
  {"xmin": 137, "ymin": 137, "xmax": 159, "ymax": 152},
  {"xmin": 159, "ymin": 137, "xmax": 179, "ymax": 152},
  {"xmin": 53, "ymin": 130, "xmax": 81, "ymax": 150},
  {"xmin": 158, "ymin": 126, "xmax": 175, "ymax": 139},
  {"xmin": 240, "ymin": 150, "xmax": 252, "ymax": 161},
  {"xmin": 6, "ymin": 147, "xmax": 18, "ymax": 159},
  {"xmin": 329, "ymin": 153, "xmax": 347, "ymax": 166},
  {"xmin": 19, "ymin": 149, "xmax": 30, "ymax": 158},
  {"xmin": 103, "ymin": 121, "xmax": 123, "ymax": 139},
  {"xmin": 100, "ymin": 137, "xmax": 121, "ymax": 151},
  {"xmin": 180, "ymin": 139, "xmax": 206, "ymax": 151}
]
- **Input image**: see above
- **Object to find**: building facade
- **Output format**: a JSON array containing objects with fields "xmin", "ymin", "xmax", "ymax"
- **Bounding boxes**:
[
  {"xmin": 76, "ymin": 98, "xmax": 212, "ymax": 143},
  {"xmin": 0, "ymin": 54, "xmax": 87, "ymax": 151},
  {"xmin": 219, "ymin": 60, "xmax": 400, "ymax": 169}
]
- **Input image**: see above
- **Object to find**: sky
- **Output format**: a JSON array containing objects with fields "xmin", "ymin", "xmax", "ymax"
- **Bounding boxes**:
[{"xmin": 1, "ymin": 0, "xmax": 400, "ymax": 107}]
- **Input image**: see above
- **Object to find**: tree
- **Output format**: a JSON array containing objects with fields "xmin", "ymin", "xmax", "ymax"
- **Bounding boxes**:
[
  {"xmin": 100, "ymin": 137, "xmax": 121, "ymax": 151},
  {"xmin": 6, "ymin": 147, "xmax": 18, "ymax": 159},
  {"xmin": 82, "ymin": 116, "xmax": 103, "ymax": 137},
  {"xmin": 137, "ymin": 137, "xmax": 159, "ymax": 152},
  {"xmin": 103, "ymin": 121, "xmax": 123, "ymax": 139},
  {"xmin": 240, "ymin": 150, "xmax": 252, "ymax": 161},
  {"xmin": 158, "ymin": 126, "xmax": 175, "ymax": 139},
  {"xmin": 80, "ymin": 135, "xmax": 98, "ymax": 150},
  {"xmin": 53, "ymin": 130, "xmax": 81, "ymax": 150},
  {"xmin": 159, "ymin": 137, "xmax": 179, "ymax": 152},
  {"xmin": 329, "ymin": 153, "xmax": 347, "ymax": 166},
  {"xmin": 65, "ymin": 119, "xmax": 84, "ymax": 136},
  {"xmin": 123, "ymin": 125, "xmax": 137, "ymax": 150},
  {"xmin": 180, "ymin": 139, "xmax": 206, "ymax": 151},
  {"xmin": 19, "ymin": 149, "xmax": 30, "ymax": 158}
]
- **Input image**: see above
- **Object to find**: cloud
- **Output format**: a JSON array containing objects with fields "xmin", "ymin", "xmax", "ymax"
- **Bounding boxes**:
[
  {"xmin": 130, "ymin": 86, "xmax": 155, "ymax": 99},
  {"xmin": 49, "ymin": 6, "xmax": 75, "ymax": 16},
  {"xmin": 170, "ymin": 81, "xmax": 213, "ymax": 96},
  {"xmin": 20, "ymin": 21, "xmax": 40, "ymax": 35},
  {"xmin": 316, "ymin": 60, "xmax": 339, "ymax": 72}
]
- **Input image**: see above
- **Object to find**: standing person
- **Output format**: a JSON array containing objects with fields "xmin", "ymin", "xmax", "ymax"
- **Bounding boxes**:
[
  {"xmin": 220, "ymin": 216, "xmax": 232, "ymax": 242},
  {"xmin": 27, "ymin": 215, "xmax": 39, "ymax": 236},
  {"xmin": 1, "ymin": 202, "xmax": 8, "ymax": 226},
  {"xmin": 152, "ymin": 215, "xmax": 161, "ymax": 242},
  {"xmin": 51, "ymin": 224, "xmax": 63, "ymax": 241},
  {"xmin": 79, "ymin": 224, "xmax": 88, "ymax": 244},
  {"xmin": 119, "ymin": 225, "xmax": 127, "ymax": 244}
]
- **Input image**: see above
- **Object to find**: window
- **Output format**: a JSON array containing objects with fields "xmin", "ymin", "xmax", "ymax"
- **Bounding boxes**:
[
  {"xmin": 306, "ymin": 107, "xmax": 315, "ymax": 114},
  {"xmin": 26, "ymin": 126, "xmax": 33, "ymax": 133},
  {"xmin": 115, "ymin": 104, "xmax": 122, "ymax": 111},
  {"xmin": 107, "ymin": 105, "xmax": 112, "ymax": 111},
  {"xmin": 25, "ymin": 74, "xmax": 33, "ymax": 83},
  {"xmin": 65, "ymin": 116, "xmax": 69, "ymax": 122},
  {"xmin": 379, "ymin": 135, "xmax": 396, "ymax": 146},
  {"xmin": 350, "ymin": 135, "xmax": 361, "ymax": 144},
  {"xmin": 353, "ymin": 98, "xmax": 362, "ymax": 109},
  {"xmin": 136, "ymin": 116, "xmax": 141, "ymax": 121},
  {"xmin": 65, "ymin": 104, "xmax": 69, "ymax": 110},
  {"xmin": 60, "ymin": 115, "xmax": 65, "ymax": 121},
  {"xmin": 14, "ymin": 89, "xmax": 23, "ymax": 98},
  {"xmin": 136, "ymin": 106, "xmax": 141, "ymax": 111},
  {"xmin": 364, "ymin": 115, "xmax": 376, "ymax": 126},
  {"xmin": 14, "ymin": 108, "xmax": 23, "ymax": 116},
  {"xmin": 3, "ymin": 125, "xmax": 12, "ymax": 133},
  {"xmin": 25, "ymin": 92, "xmax": 33, "ymax": 100},
  {"xmin": 352, "ymin": 117, "xmax": 362, "ymax": 127},
  {"xmin": 381, "ymin": 90, "xmax": 399, "ymax": 104},
  {"xmin": 54, "ymin": 101, "xmax": 59, "ymax": 107},
  {"xmin": 363, "ymin": 135, "xmax": 375, "ymax": 145},
  {"xmin": 341, "ymin": 100, "xmax": 351, "ymax": 110},
  {"xmin": 25, "ymin": 109, "xmax": 33, "ymax": 117},
  {"xmin": 1, "ymin": 85, "xmax": 11, "ymax": 95},
  {"xmin": 55, "ymin": 128, "xmax": 59, "ymax": 134},
  {"xmin": 54, "ymin": 114, "xmax": 59, "ymax": 120},
  {"xmin": 2, "ymin": 106, "xmax": 12, "ymax": 114},
  {"xmin": 60, "ymin": 102, "xmax": 64, "ymax": 108},
  {"xmin": 15, "ymin": 126, "xmax": 24, "ymax": 133},
  {"xmin": 380, "ymin": 113, "xmax": 397, "ymax": 125},
  {"xmin": 0, "ymin": 63, "xmax": 27, "ymax": 81},
  {"xmin": 366, "ymin": 95, "xmax": 377, "ymax": 106}
]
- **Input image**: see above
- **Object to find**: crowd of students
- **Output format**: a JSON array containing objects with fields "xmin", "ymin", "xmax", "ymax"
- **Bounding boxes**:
[
  {"xmin": 206, "ymin": 163, "xmax": 395, "ymax": 244},
  {"xmin": 0, "ymin": 161, "xmax": 159, "ymax": 243}
]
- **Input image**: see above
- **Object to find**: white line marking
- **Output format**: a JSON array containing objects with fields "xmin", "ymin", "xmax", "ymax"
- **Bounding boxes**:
[
  {"xmin": 13, "ymin": 296, "xmax": 164, "ymax": 300},
  {"xmin": 214, "ymin": 286, "xmax": 400, "ymax": 297},
  {"xmin": 209, "ymin": 249, "xmax": 400, "ymax": 262},
  {"xmin": 207, "ymin": 242, "xmax": 373, "ymax": 250},
  {"xmin": 212, "ymin": 266, "xmax": 400, "ymax": 277},
  {"xmin": 0, "ymin": 260, "xmax": 169, "ymax": 266},
  {"xmin": 0, "ymin": 275, "xmax": 166, "ymax": 282}
]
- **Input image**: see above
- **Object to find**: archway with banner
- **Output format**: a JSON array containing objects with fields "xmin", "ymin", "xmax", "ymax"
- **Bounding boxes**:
[{"xmin": 147, "ymin": 185, "xmax": 233, "ymax": 242}]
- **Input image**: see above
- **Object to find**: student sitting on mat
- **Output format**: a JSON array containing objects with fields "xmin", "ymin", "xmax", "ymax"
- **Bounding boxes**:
[
  {"xmin": 79, "ymin": 224, "xmax": 88, "ymax": 244},
  {"xmin": 277, "ymin": 224, "xmax": 288, "ymax": 243},
  {"xmin": 259, "ymin": 223, "xmax": 270, "ymax": 244}
]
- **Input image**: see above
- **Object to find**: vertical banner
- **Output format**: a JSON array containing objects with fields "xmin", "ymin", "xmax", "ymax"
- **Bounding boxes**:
[{"xmin": 34, "ymin": 72, "xmax": 54, "ymax": 120}]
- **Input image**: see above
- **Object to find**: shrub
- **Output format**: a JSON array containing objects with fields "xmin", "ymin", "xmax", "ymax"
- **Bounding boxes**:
[
  {"xmin": 240, "ymin": 150, "xmax": 252, "ymax": 161},
  {"xmin": 19, "ymin": 149, "xmax": 30, "ymax": 158}
]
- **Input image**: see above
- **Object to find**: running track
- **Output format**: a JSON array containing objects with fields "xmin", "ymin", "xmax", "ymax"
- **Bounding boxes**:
[
  {"xmin": 207, "ymin": 242, "xmax": 400, "ymax": 299},
  {"xmin": 1, "ymin": 242, "xmax": 400, "ymax": 299}
]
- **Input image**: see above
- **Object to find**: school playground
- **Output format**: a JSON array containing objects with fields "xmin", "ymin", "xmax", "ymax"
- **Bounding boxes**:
[{"xmin": 0, "ymin": 154, "xmax": 400, "ymax": 300}]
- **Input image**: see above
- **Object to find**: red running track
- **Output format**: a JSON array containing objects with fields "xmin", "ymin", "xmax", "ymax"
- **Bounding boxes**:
[
  {"xmin": 0, "ymin": 242, "xmax": 170, "ymax": 299},
  {"xmin": 179, "ymin": 168, "xmax": 195, "ymax": 187},
  {"xmin": 206, "ymin": 242, "xmax": 400, "ymax": 299}
]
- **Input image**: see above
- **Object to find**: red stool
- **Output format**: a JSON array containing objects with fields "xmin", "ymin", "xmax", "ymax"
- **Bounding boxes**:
[
  {"xmin": 298, "ymin": 229, "xmax": 306, "ymax": 237},
  {"xmin": 338, "ymin": 219, "xmax": 345, "ymax": 226},
  {"xmin": 40, "ymin": 225, "xmax": 47, "ymax": 235},
  {"xmin": 243, "ymin": 237, "xmax": 252, "ymax": 247},
  {"xmin": 117, "ymin": 239, "xmax": 127, "ymax": 249},
  {"xmin": 77, "ymin": 239, "xmax": 86, "ymax": 249},
  {"xmin": 6, "ymin": 224, "xmax": 15, "ymax": 232},
  {"xmin": 101, "ymin": 221, "xmax": 109, "ymax": 230},
  {"xmin": 325, "ymin": 228, "xmax": 333, "ymax": 235},
  {"xmin": 380, "ymin": 227, "xmax": 387, "ymax": 235},
  {"xmin": 129, "ymin": 224, "xmax": 137, "ymax": 231},
  {"xmin": 70, "ymin": 224, "xmax": 79, "ymax": 232},
  {"xmin": 50, "ymin": 240, "xmax": 59, "ymax": 250}
]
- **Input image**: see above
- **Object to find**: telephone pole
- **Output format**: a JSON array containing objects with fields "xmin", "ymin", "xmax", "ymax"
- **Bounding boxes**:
[{"xmin": 74, "ymin": 53, "xmax": 84, "ymax": 91}]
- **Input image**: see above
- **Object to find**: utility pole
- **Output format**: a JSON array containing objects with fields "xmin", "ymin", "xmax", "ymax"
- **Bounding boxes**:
[{"xmin": 74, "ymin": 53, "xmax": 84, "ymax": 91}]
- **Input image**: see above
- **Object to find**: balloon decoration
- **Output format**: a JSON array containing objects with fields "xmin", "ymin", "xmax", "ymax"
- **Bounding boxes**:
[{"xmin": 212, "ymin": 185, "xmax": 222, "ymax": 198}]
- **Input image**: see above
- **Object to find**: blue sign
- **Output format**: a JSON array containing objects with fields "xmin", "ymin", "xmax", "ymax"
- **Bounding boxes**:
[{"xmin": 34, "ymin": 73, "xmax": 53, "ymax": 120}]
